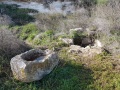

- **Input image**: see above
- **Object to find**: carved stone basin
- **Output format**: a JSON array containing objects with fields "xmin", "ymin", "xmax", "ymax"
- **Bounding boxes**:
[{"xmin": 10, "ymin": 49, "xmax": 59, "ymax": 82}]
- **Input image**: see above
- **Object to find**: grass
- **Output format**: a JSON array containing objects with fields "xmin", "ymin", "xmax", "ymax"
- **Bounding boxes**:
[
  {"xmin": 0, "ymin": 48, "xmax": 93, "ymax": 90},
  {"xmin": 0, "ymin": 41, "xmax": 120, "ymax": 90},
  {"xmin": 19, "ymin": 23, "xmax": 39, "ymax": 41},
  {"xmin": 2, "ymin": 17, "xmax": 119, "ymax": 90},
  {"xmin": 10, "ymin": 23, "xmax": 39, "ymax": 41}
]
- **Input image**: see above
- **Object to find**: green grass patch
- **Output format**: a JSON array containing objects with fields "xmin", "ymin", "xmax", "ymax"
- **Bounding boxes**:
[
  {"xmin": 0, "ymin": 49, "xmax": 94, "ymax": 90},
  {"xmin": 0, "ymin": 45, "xmax": 120, "ymax": 90},
  {"xmin": 19, "ymin": 23, "xmax": 39, "ymax": 41},
  {"xmin": 0, "ymin": 44, "xmax": 120, "ymax": 90}
]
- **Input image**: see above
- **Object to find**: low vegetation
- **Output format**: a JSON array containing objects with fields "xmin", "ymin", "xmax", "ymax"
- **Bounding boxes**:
[
  {"xmin": 0, "ymin": 0, "xmax": 120, "ymax": 90},
  {"xmin": 0, "ymin": 4, "xmax": 37, "ymax": 25}
]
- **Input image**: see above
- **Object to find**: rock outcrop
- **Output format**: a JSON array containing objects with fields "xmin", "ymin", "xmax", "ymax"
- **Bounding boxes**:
[{"xmin": 10, "ymin": 49, "xmax": 59, "ymax": 82}]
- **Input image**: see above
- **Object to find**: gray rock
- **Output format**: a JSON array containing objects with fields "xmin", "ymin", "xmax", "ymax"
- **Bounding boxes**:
[
  {"xmin": 68, "ymin": 43, "xmax": 103, "ymax": 57},
  {"xmin": 81, "ymin": 37, "xmax": 92, "ymax": 47},
  {"xmin": 68, "ymin": 45, "xmax": 82, "ymax": 54},
  {"xmin": 10, "ymin": 49, "xmax": 59, "ymax": 82},
  {"xmin": 93, "ymin": 40, "xmax": 103, "ymax": 48},
  {"xmin": 60, "ymin": 38, "xmax": 73, "ymax": 45}
]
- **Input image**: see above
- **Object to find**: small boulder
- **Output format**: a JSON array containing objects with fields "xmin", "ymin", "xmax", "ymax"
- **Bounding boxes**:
[
  {"xmin": 81, "ymin": 37, "xmax": 92, "ymax": 47},
  {"xmin": 10, "ymin": 49, "xmax": 59, "ymax": 82},
  {"xmin": 68, "ymin": 45, "xmax": 82, "ymax": 54},
  {"xmin": 93, "ymin": 40, "xmax": 103, "ymax": 48},
  {"xmin": 60, "ymin": 38, "xmax": 73, "ymax": 45},
  {"xmin": 69, "ymin": 43, "xmax": 103, "ymax": 57}
]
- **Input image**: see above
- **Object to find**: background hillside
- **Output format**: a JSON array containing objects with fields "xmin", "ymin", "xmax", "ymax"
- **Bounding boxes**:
[{"xmin": 0, "ymin": 0, "xmax": 120, "ymax": 90}]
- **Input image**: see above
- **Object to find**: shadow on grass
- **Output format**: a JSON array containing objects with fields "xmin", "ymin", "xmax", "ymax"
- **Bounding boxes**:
[
  {"xmin": 38, "ymin": 61, "xmax": 94, "ymax": 90},
  {"xmin": 4, "ymin": 60, "xmax": 95, "ymax": 90},
  {"xmin": 0, "ymin": 51, "xmax": 94, "ymax": 90},
  {"xmin": 0, "ymin": 3, "xmax": 38, "ymax": 26}
]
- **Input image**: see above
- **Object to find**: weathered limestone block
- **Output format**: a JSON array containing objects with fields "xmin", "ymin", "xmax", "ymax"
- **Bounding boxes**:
[
  {"xmin": 68, "ymin": 40, "xmax": 103, "ymax": 57},
  {"xmin": 59, "ymin": 38, "xmax": 73, "ymax": 45},
  {"xmin": 10, "ymin": 49, "xmax": 59, "ymax": 82}
]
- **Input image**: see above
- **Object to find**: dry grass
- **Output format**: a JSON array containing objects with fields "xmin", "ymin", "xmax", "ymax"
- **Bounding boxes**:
[
  {"xmin": 0, "ymin": 27, "xmax": 30, "ymax": 57},
  {"xmin": 89, "ymin": 0, "xmax": 120, "ymax": 54},
  {"xmin": 35, "ymin": 9, "xmax": 90, "ymax": 34}
]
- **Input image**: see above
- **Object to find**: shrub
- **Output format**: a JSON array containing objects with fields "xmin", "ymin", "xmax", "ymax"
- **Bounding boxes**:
[
  {"xmin": 0, "ymin": 27, "xmax": 30, "ymax": 57},
  {"xmin": 90, "ymin": 0, "xmax": 120, "ymax": 54}
]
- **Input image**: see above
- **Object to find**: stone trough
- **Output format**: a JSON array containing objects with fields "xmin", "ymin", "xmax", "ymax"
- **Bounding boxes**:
[
  {"xmin": 68, "ymin": 39, "xmax": 103, "ymax": 57},
  {"xmin": 60, "ymin": 27, "xmax": 104, "ymax": 57},
  {"xmin": 10, "ymin": 49, "xmax": 59, "ymax": 82}
]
